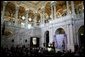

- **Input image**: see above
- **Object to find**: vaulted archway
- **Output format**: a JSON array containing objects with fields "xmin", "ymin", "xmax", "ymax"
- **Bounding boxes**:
[{"xmin": 54, "ymin": 28, "xmax": 67, "ymax": 50}]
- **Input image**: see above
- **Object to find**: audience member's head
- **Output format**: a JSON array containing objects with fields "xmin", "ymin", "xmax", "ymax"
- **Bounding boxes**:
[{"xmin": 0, "ymin": 46, "xmax": 85, "ymax": 56}]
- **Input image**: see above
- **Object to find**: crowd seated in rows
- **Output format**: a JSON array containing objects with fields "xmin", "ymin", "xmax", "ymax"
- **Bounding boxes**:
[{"xmin": 0, "ymin": 45, "xmax": 85, "ymax": 56}]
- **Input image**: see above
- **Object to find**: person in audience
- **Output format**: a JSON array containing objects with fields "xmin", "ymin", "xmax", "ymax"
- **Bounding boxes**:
[{"xmin": 0, "ymin": 45, "xmax": 85, "ymax": 56}]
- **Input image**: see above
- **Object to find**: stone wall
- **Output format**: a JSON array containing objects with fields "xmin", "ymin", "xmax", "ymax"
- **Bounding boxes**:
[{"xmin": 1, "ymin": 26, "xmax": 41, "ymax": 48}]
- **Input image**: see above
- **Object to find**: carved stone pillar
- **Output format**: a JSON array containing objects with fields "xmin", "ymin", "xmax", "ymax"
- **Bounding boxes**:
[
  {"xmin": 53, "ymin": 2, "xmax": 56, "ymax": 19},
  {"xmin": 51, "ymin": 3, "xmax": 54, "ymax": 20},
  {"xmin": 66, "ymin": 1, "xmax": 70, "ymax": 15},
  {"xmin": 67, "ymin": 22, "xmax": 74, "ymax": 52},
  {"xmin": 25, "ymin": 10, "xmax": 29, "ymax": 28},
  {"xmin": 51, "ymin": 1, "xmax": 56, "ymax": 20},
  {"xmin": 15, "ymin": 6, "xmax": 19, "ymax": 26},
  {"xmin": 34, "ymin": 13, "xmax": 37, "ymax": 27},
  {"xmin": 81, "ymin": 1, "xmax": 84, "ymax": 16},
  {"xmin": 71, "ymin": 1, "xmax": 76, "ymax": 16}
]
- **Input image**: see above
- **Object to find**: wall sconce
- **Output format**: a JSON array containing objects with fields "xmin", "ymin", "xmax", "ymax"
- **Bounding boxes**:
[{"xmin": 27, "ymin": 24, "xmax": 31, "ymax": 29}]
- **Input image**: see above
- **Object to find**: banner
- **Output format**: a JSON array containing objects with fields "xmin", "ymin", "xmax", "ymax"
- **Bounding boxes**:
[{"xmin": 55, "ymin": 34, "xmax": 65, "ymax": 49}]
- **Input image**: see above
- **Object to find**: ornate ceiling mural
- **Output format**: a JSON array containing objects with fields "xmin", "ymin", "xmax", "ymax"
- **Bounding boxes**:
[
  {"xmin": 56, "ymin": 1, "xmax": 66, "ymax": 17},
  {"xmin": 4, "ymin": 2, "xmax": 15, "ymax": 21},
  {"xmin": 4, "ymin": 28, "xmax": 13, "ymax": 37},
  {"xmin": 28, "ymin": 10, "xmax": 34, "ymax": 20},
  {"xmin": 18, "ymin": 6, "xmax": 25, "ymax": 17},
  {"xmin": 36, "ymin": 13, "xmax": 40, "ymax": 23},
  {"xmin": 45, "ymin": 2, "xmax": 51, "ymax": 16},
  {"xmin": 74, "ymin": 1, "xmax": 84, "ymax": 14},
  {"xmin": 5, "ymin": 2, "xmax": 15, "ymax": 16},
  {"xmin": 29, "ymin": 1, "xmax": 40, "ymax": 5},
  {"xmin": 2, "ymin": 1, "xmax": 84, "ymax": 23}
]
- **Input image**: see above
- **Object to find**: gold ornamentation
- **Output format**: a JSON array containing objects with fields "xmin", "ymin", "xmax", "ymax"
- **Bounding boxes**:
[{"xmin": 4, "ymin": 28, "xmax": 13, "ymax": 38}]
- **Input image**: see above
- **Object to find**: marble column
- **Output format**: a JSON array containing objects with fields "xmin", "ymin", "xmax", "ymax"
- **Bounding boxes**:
[
  {"xmin": 15, "ymin": 6, "xmax": 19, "ymax": 26},
  {"xmin": 49, "ymin": 24, "xmax": 54, "ymax": 44},
  {"xmin": 73, "ymin": 25, "xmax": 77, "ymax": 45},
  {"xmin": 40, "ymin": 8, "xmax": 45, "ymax": 48},
  {"xmin": 42, "ymin": 8, "xmax": 45, "ymax": 25},
  {"xmin": 53, "ymin": 2, "xmax": 56, "ymax": 19},
  {"xmin": 66, "ymin": 22, "xmax": 75, "ymax": 52},
  {"xmin": 41, "ymin": 30, "xmax": 45, "ymax": 47},
  {"xmin": 82, "ymin": 1, "xmax": 84, "ymax": 16},
  {"xmin": 67, "ymin": 24, "xmax": 71, "ymax": 45},
  {"xmin": 51, "ymin": 4, "xmax": 54, "ymax": 20},
  {"xmin": 70, "ymin": 24, "xmax": 74, "ymax": 43},
  {"xmin": 66, "ymin": 1, "xmax": 70, "ymax": 15},
  {"xmin": 40, "ymin": 11, "xmax": 43, "ymax": 25},
  {"xmin": 51, "ymin": 1, "xmax": 56, "ymax": 20},
  {"xmin": 69, "ymin": 22, "xmax": 74, "ymax": 52},
  {"xmin": 25, "ymin": 10, "xmax": 29, "ymax": 29},
  {"xmin": 71, "ymin": 1, "xmax": 76, "ymax": 17}
]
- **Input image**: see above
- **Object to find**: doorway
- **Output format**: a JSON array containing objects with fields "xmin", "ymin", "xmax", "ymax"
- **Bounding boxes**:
[
  {"xmin": 78, "ymin": 26, "xmax": 84, "ymax": 48},
  {"xmin": 44, "ymin": 31, "xmax": 49, "ymax": 47}
]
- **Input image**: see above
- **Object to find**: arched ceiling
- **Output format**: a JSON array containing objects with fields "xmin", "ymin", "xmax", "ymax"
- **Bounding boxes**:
[
  {"xmin": 74, "ymin": 1, "xmax": 83, "ymax": 9},
  {"xmin": 36, "ymin": 13, "xmax": 40, "ymax": 22},
  {"xmin": 18, "ymin": 6, "xmax": 25, "ymax": 17},
  {"xmin": 45, "ymin": 2, "xmax": 51, "ymax": 16},
  {"xmin": 16, "ymin": 1, "xmax": 47, "ymax": 13},
  {"xmin": 56, "ymin": 1, "xmax": 66, "ymax": 16},
  {"xmin": 28, "ymin": 10, "xmax": 34, "ymax": 19},
  {"xmin": 4, "ymin": 2, "xmax": 15, "ymax": 21},
  {"xmin": 5, "ymin": 2, "xmax": 15, "ymax": 15},
  {"xmin": 2, "ymin": 1, "xmax": 84, "ymax": 22}
]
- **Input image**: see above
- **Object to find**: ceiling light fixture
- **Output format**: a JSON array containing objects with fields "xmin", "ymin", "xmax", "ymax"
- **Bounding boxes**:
[
  {"xmin": 29, "ymin": 18, "xmax": 32, "ymax": 21},
  {"xmin": 22, "ymin": 16, "xmax": 25, "ymax": 20},
  {"xmin": 21, "ymin": 22, "xmax": 25, "ymax": 28},
  {"xmin": 51, "ymin": 1, "xmax": 55, "ymax": 4},
  {"xmin": 28, "ymin": 24, "xmax": 31, "ymax": 29},
  {"xmin": 21, "ymin": 22, "xmax": 25, "ymax": 25},
  {"xmin": 83, "ymin": 7, "xmax": 84, "ymax": 9},
  {"xmin": 4, "ymin": 1, "xmax": 7, "ymax": 3}
]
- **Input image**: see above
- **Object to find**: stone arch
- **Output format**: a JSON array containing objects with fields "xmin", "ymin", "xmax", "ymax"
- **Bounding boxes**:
[
  {"xmin": 54, "ymin": 26, "xmax": 67, "ymax": 36},
  {"xmin": 54, "ymin": 27, "xmax": 67, "ymax": 50},
  {"xmin": 55, "ymin": 28, "xmax": 65, "ymax": 34}
]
